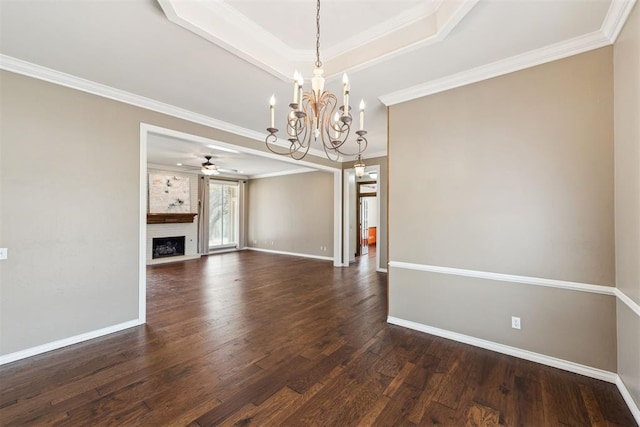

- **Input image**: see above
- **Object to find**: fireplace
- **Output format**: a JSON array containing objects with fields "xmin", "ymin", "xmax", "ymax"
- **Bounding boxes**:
[{"xmin": 152, "ymin": 236, "xmax": 186, "ymax": 259}]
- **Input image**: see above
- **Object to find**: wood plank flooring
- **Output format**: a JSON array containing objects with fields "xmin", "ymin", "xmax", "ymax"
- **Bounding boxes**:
[{"xmin": 0, "ymin": 249, "xmax": 636, "ymax": 426}]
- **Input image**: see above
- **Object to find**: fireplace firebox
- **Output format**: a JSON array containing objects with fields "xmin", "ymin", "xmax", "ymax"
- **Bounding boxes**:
[{"xmin": 152, "ymin": 236, "xmax": 186, "ymax": 259}]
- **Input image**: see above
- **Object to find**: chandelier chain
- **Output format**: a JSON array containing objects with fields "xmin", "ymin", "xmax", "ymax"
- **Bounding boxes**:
[{"xmin": 315, "ymin": 0, "xmax": 322, "ymax": 68}]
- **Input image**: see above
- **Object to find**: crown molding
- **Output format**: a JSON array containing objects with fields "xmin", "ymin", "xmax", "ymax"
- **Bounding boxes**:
[
  {"xmin": 0, "ymin": 54, "xmax": 334, "ymax": 160},
  {"xmin": 601, "ymin": 0, "xmax": 637, "ymax": 42},
  {"xmin": 379, "ymin": 0, "xmax": 636, "ymax": 106},
  {"xmin": 379, "ymin": 30, "xmax": 610, "ymax": 106},
  {"xmin": 0, "ymin": 55, "xmax": 264, "ymax": 140}
]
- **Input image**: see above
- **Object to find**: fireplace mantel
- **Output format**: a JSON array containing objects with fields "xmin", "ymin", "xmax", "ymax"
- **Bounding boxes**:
[{"xmin": 147, "ymin": 213, "xmax": 197, "ymax": 224}]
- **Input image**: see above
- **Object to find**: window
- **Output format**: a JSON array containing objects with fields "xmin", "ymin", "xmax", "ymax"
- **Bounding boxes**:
[{"xmin": 209, "ymin": 180, "xmax": 239, "ymax": 249}]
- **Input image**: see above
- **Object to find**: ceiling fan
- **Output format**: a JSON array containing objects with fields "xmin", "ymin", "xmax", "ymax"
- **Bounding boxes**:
[
  {"xmin": 201, "ymin": 155, "xmax": 220, "ymax": 176},
  {"xmin": 175, "ymin": 154, "xmax": 240, "ymax": 175},
  {"xmin": 180, "ymin": 155, "xmax": 239, "ymax": 176}
]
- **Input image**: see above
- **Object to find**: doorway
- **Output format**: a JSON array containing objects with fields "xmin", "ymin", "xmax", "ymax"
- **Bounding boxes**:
[
  {"xmin": 356, "ymin": 181, "xmax": 377, "ymax": 258},
  {"xmin": 140, "ymin": 123, "xmax": 345, "ymax": 321},
  {"xmin": 208, "ymin": 179, "xmax": 240, "ymax": 250}
]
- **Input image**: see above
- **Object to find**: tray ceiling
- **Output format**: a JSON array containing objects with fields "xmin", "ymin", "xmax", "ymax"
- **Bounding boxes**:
[
  {"xmin": 0, "ymin": 0, "xmax": 635, "ymax": 161},
  {"xmin": 158, "ymin": 0, "xmax": 478, "ymax": 79}
]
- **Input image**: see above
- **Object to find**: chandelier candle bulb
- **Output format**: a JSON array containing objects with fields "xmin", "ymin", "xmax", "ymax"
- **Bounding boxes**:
[
  {"xmin": 298, "ymin": 75, "xmax": 304, "ymax": 111},
  {"xmin": 359, "ymin": 100, "xmax": 365, "ymax": 131},
  {"xmin": 269, "ymin": 95, "xmax": 275, "ymax": 129},
  {"xmin": 342, "ymin": 74, "xmax": 350, "ymax": 117},
  {"xmin": 333, "ymin": 112, "xmax": 340, "ymax": 139},
  {"xmin": 293, "ymin": 71, "xmax": 299, "ymax": 104}
]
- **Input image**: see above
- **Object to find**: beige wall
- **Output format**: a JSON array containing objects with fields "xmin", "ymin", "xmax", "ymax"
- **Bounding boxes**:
[
  {"xmin": 390, "ymin": 269, "xmax": 617, "ymax": 370},
  {"xmin": 247, "ymin": 171, "xmax": 334, "ymax": 258},
  {"xmin": 614, "ymin": 2, "xmax": 640, "ymax": 407},
  {"xmin": 388, "ymin": 48, "xmax": 616, "ymax": 370},
  {"xmin": 1, "ymin": 71, "xmax": 140, "ymax": 354},
  {"xmin": 343, "ymin": 156, "xmax": 388, "ymax": 271},
  {"xmin": 0, "ymin": 70, "xmax": 334, "ymax": 356}
]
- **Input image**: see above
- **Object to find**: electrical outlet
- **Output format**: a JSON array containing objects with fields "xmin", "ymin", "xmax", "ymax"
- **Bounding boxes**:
[
  {"xmin": 511, "ymin": 316, "xmax": 521, "ymax": 330},
  {"xmin": 0, "ymin": 248, "xmax": 7, "ymax": 260}
]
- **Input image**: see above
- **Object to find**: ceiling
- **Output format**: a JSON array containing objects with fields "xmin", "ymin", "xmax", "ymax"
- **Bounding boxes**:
[
  {"xmin": 0, "ymin": 0, "xmax": 633, "ymax": 173},
  {"xmin": 147, "ymin": 132, "xmax": 316, "ymax": 179}
]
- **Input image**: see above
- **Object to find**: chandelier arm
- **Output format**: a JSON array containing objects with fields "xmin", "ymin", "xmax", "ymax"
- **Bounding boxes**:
[
  {"xmin": 290, "ymin": 140, "xmax": 312, "ymax": 160},
  {"xmin": 297, "ymin": 95, "xmax": 313, "ymax": 148},
  {"xmin": 265, "ymin": 132, "xmax": 299, "ymax": 157},
  {"xmin": 286, "ymin": 109, "xmax": 310, "ymax": 152},
  {"xmin": 326, "ymin": 93, "xmax": 354, "ymax": 151},
  {"xmin": 327, "ymin": 120, "xmax": 351, "ymax": 151},
  {"xmin": 321, "ymin": 92, "xmax": 340, "ymax": 144},
  {"xmin": 287, "ymin": 124, "xmax": 312, "ymax": 161},
  {"xmin": 321, "ymin": 137, "xmax": 343, "ymax": 162},
  {"xmin": 331, "ymin": 133, "xmax": 368, "ymax": 157}
]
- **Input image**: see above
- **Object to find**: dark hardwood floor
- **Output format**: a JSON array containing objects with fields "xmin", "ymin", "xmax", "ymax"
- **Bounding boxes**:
[{"xmin": 0, "ymin": 248, "xmax": 636, "ymax": 426}]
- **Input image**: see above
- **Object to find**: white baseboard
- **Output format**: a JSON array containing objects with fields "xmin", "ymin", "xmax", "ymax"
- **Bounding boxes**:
[
  {"xmin": 245, "ymin": 246, "xmax": 333, "ymax": 261},
  {"xmin": 377, "ymin": 268, "xmax": 388, "ymax": 273},
  {"xmin": 205, "ymin": 247, "xmax": 241, "ymax": 255},
  {"xmin": 0, "ymin": 319, "xmax": 143, "ymax": 366},
  {"xmin": 387, "ymin": 316, "xmax": 617, "ymax": 383},
  {"xmin": 616, "ymin": 375, "xmax": 640, "ymax": 425},
  {"xmin": 146, "ymin": 254, "xmax": 201, "ymax": 265}
]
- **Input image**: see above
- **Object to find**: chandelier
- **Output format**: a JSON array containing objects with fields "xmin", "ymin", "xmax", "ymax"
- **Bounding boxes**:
[{"xmin": 265, "ymin": 0, "xmax": 368, "ymax": 177}]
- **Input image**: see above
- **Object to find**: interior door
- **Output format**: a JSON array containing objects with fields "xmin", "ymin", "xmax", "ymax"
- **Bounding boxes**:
[{"xmin": 360, "ymin": 198, "xmax": 369, "ymax": 255}]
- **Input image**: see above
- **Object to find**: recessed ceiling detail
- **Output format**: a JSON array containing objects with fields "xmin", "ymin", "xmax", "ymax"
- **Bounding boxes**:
[{"xmin": 157, "ymin": 0, "xmax": 479, "ymax": 81}]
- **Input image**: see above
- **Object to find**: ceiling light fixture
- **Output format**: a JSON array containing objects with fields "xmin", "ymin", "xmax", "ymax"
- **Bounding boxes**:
[
  {"xmin": 265, "ymin": 0, "xmax": 367, "ymax": 174},
  {"xmin": 201, "ymin": 155, "xmax": 220, "ymax": 176}
]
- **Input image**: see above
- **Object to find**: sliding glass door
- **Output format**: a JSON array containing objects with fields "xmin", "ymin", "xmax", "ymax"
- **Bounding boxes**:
[{"xmin": 209, "ymin": 180, "xmax": 239, "ymax": 249}]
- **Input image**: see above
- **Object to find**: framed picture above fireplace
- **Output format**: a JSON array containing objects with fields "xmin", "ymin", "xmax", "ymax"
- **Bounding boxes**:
[{"xmin": 148, "ymin": 173, "xmax": 191, "ymax": 213}]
